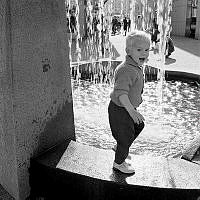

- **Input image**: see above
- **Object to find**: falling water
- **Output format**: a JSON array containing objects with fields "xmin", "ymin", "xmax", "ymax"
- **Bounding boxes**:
[
  {"xmin": 65, "ymin": 0, "xmax": 174, "ymax": 108},
  {"xmin": 65, "ymin": 0, "xmax": 200, "ymax": 157},
  {"xmin": 156, "ymin": 0, "xmax": 173, "ymax": 113},
  {"xmin": 67, "ymin": 0, "xmax": 172, "ymax": 84},
  {"xmin": 129, "ymin": 0, "xmax": 173, "ymax": 113},
  {"xmin": 65, "ymin": 0, "xmax": 174, "ymax": 120},
  {"xmin": 67, "ymin": 0, "xmax": 174, "ymax": 116},
  {"xmin": 67, "ymin": 0, "xmax": 115, "ymax": 84}
]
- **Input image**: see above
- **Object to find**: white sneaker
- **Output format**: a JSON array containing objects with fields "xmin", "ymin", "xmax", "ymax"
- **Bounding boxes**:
[
  {"xmin": 113, "ymin": 161, "xmax": 135, "ymax": 174},
  {"xmin": 112, "ymin": 145, "xmax": 131, "ymax": 160}
]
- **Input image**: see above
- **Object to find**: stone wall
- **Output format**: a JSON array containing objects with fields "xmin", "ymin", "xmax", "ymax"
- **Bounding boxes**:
[{"xmin": 0, "ymin": 0, "xmax": 75, "ymax": 199}]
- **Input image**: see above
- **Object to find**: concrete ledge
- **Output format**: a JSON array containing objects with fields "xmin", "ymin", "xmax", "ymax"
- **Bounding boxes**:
[
  {"xmin": 181, "ymin": 135, "xmax": 200, "ymax": 161},
  {"xmin": 29, "ymin": 140, "xmax": 200, "ymax": 200},
  {"xmin": 71, "ymin": 61, "xmax": 200, "ymax": 84},
  {"xmin": 165, "ymin": 70, "xmax": 200, "ymax": 83}
]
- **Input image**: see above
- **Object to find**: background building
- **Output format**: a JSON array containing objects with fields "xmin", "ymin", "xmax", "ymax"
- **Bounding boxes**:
[
  {"xmin": 68, "ymin": 0, "xmax": 200, "ymax": 40},
  {"xmin": 109, "ymin": 0, "xmax": 200, "ymax": 39},
  {"xmin": 169, "ymin": 0, "xmax": 200, "ymax": 39}
]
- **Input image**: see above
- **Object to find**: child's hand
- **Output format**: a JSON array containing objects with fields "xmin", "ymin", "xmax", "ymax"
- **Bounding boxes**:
[
  {"xmin": 118, "ymin": 94, "xmax": 145, "ymax": 124},
  {"xmin": 127, "ymin": 108, "xmax": 144, "ymax": 124}
]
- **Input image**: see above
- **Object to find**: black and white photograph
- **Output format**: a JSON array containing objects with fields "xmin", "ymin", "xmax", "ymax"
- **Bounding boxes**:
[{"xmin": 0, "ymin": 0, "xmax": 200, "ymax": 199}]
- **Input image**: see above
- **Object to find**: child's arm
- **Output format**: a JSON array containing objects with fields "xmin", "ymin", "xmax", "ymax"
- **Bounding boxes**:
[{"xmin": 119, "ymin": 94, "xmax": 144, "ymax": 124}]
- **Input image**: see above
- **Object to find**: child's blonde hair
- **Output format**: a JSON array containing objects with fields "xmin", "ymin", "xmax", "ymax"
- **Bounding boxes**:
[{"xmin": 125, "ymin": 30, "xmax": 151, "ymax": 53}]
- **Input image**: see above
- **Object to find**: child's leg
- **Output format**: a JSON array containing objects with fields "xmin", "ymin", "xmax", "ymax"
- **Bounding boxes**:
[
  {"xmin": 134, "ymin": 121, "xmax": 145, "ymax": 139},
  {"xmin": 108, "ymin": 101, "xmax": 144, "ymax": 164},
  {"xmin": 114, "ymin": 125, "xmax": 134, "ymax": 164},
  {"xmin": 115, "ymin": 120, "xmax": 144, "ymax": 163},
  {"xmin": 108, "ymin": 101, "xmax": 127, "ymax": 163}
]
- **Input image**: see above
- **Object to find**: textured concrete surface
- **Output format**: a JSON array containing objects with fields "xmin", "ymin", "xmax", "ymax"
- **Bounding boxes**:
[
  {"xmin": 0, "ymin": 0, "xmax": 75, "ymax": 199},
  {"xmin": 0, "ymin": 185, "xmax": 14, "ymax": 200},
  {"xmin": 57, "ymin": 141, "xmax": 200, "ymax": 189},
  {"xmin": 29, "ymin": 140, "xmax": 200, "ymax": 200}
]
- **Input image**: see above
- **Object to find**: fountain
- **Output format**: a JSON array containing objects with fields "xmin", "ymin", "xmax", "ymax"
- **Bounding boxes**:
[
  {"xmin": 29, "ymin": 0, "xmax": 200, "ymax": 199},
  {"xmin": 67, "ymin": 0, "xmax": 199, "ymax": 158}
]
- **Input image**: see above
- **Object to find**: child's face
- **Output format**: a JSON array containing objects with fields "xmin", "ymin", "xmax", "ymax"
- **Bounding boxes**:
[{"xmin": 128, "ymin": 39, "xmax": 150, "ymax": 65}]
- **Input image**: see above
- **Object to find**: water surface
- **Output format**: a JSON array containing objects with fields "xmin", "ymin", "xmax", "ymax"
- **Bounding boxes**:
[{"xmin": 72, "ymin": 79, "xmax": 200, "ymax": 158}]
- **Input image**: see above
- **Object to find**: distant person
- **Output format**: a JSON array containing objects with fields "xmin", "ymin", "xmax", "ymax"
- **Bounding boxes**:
[
  {"xmin": 108, "ymin": 30, "xmax": 151, "ymax": 174},
  {"xmin": 123, "ymin": 17, "xmax": 128, "ymax": 36},
  {"xmin": 165, "ymin": 36, "xmax": 175, "ymax": 58},
  {"xmin": 137, "ymin": 15, "xmax": 143, "ymax": 30},
  {"xmin": 92, "ymin": 16, "xmax": 100, "ymax": 33},
  {"xmin": 127, "ymin": 18, "xmax": 131, "ymax": 32},
  {"xmin": 70, "ymin": 14, "xmax": 77, "ymax": 34},
  {"xmin": 116, "ymin": 19, "xmax": 121, "ymax": 33},
  {"xmin": 112, "ymin": 17, "xmax": 117, "ymax": 35},
  {"xmin": 151, "ymin": 24, "xmax": 160, "ymax": 48}
]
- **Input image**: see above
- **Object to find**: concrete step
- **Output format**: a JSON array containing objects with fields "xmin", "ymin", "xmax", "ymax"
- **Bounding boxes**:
[{"xmin": 29, "ymin": 139, "xmax": 200, "ymax": 200}]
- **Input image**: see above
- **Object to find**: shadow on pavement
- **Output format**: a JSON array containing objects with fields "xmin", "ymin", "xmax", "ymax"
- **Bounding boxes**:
[
  {"xmin": 110, "ymin": 44, "xmax": 121, "ymax": 59},
  {"xmin": 172, "ymin": 36, "xmax": 200, "ymax": 58},
  {"xmin": 165, "ymin": 57, "xmax": 176, "ymax": 65}
]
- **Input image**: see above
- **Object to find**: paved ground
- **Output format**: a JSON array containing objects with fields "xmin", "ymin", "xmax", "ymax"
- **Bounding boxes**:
[
  {"xmin": 109, "ymin": 34, "xmax": 200, "ymax": 75},
  {"xmin": 165, "ymin": 36, "xmax": 200, "ymax": 75}
]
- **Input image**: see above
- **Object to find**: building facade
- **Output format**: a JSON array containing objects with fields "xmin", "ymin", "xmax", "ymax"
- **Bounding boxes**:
[{"xmin": 171, "ymin": 0, "xmax": 200, "ymax": 39}]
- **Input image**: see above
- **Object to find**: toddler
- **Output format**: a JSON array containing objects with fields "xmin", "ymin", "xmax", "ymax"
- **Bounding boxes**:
[{"xmin": 108, "ymin": 30, "xmax": 151, "ymax": 174}]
